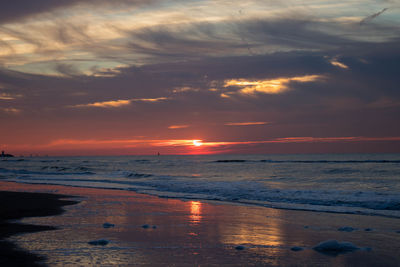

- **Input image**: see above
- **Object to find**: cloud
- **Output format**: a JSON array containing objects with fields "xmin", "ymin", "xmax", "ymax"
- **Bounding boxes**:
[
  {"xmin": 225, "ymin": 122, "xmax": 268, "ymax": 126},
  {"xmin": 168, "ymin": 125, "xmax": 190, "ymax": 129},
  {"xmin": 0, "ymin": 0, "xmax": 158, "ymax": 24},
  {"xmin": 329, "ymin": 57, "xmax": 349, "ymax": 69},
  {"xmin": 201, "ymin": 136, "xmax": 400, "ymax": 147},
  {"xmin": 44, "ymin": 136, "xmax": 400, "ymax": 149},
  {"xmin": 360, "ymin": 8, "xmax": 389, "ymax": 25},
  {"xmin": 89, "ymin": 66, "xmax": 127, "ymax": 77},
  {"xmin": 172, "ymin": 87, "xmax": 200, "ymax": 93},
  {"xmin": 1, "ymin": 2, "xmax": 398, "ymax": 77},
  {"xmin": 272, "ymin": 136, "xmax": 400, "ymax": 143},
  {"xmin": 0, "ymin": 26, "xmax": 399, "ymax": 154},
  {"xmin": 138, "ymin": 97, "xmax": 168, "ymax": 102},
  {"xmin": 9, "ymin": 134, "xmax": 400, "ymax": 155},
  {"xmin": 72, "ymin": 99, "xmax": 132, "ymax": 108},
  {"xmin": 0, "ymin": 93, "xmax": 22, "ymax": 100},
  {"xmin": 223, "ymin": 75, "xmax": 323, "ymax": 96},
  {"xmin": 47, "ymin": 138, "xmax": 200, "ymax": 148},
  {"xmin": 71, "ymin": 97, "xmax": 167, "ymax": 108},
  {"xmin": 1, "ymin": 107, "xmax": 21, "ymax": 114}
]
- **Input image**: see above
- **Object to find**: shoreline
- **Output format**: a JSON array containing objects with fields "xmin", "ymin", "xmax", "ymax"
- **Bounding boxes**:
[
  {"xmin": 1, "ymin": 181, "xmax": 400, "ymax": 266},
  {"xmin": 5, "ymin": 180, "xmax": 400, "ymax": 219},
  {"xmin": 0, "ymin": 186, "xmax": 79, "ymax": 266}
]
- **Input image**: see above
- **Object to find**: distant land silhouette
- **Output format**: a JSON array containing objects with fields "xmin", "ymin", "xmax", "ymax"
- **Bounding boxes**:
[{"xmin": 1, "ymin": 151, "xmax": 14, "ymax": 157}]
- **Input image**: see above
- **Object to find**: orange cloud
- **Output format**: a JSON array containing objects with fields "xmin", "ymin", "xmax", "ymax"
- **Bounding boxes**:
[
  {"xmin": 23, "ymin": 136, "xmax": 400, "ymax": 150},
  {"xmin": 0, "ymin": 93, "xmax": 16, "ymax": 100},
  {"xmin": 168, "ymin": 125, "xmax": 190, "ymax": 129},
  {"xmin": 224, "ymin": 75, "xmax": 323, "ymax": 96},
  {"xmin": 1, "ymin": 108, "xmax": 21, "ymax": 114},
  {"xmin": 151, "ymin": 140, "xmax": 198, "ymax": 146},
  {"xmin": 172, "ymin": 87, "xmax": 200, "ymax": 93},
  {"xmin": 47, "ymin": 138, "xmax": 199, "ymax": 148},
  {"xmin": 225, "ymin": 122, "xmax": 268, "ymax": 126},
  {"xmin": 198, "ymin": 136, "xmax": 400, "ymax": 146},
  {"xmin": 73, "ymin": 99, "xmax": 131, "ymax": 108},
  {"xmin": 329, "ymin": 58, "xmax": 349, "ymax": 69},
  {"xmin": 71, "ymin": 97, "xmax": 168, "ymax": 108},
  {"xmin": 137, "ymin": 97, "xmax": 168, "ymax": 102}
]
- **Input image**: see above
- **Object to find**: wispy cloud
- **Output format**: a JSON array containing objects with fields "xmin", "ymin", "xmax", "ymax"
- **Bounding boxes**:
[
  {"xmin": 72, "ymin": 99, "xmax": 131, "ymax": 108},
  {"xmin": 1, "ymin": 107, "xmax": 21, "ymax": 114},
  {"xmin": 137, "ymin": 97, "xmax": 168, "ymax": 102},
  {"xmin": 172, "ymin": 87, "xmax": 200, "ymax": 93},
  {"xmin": 360, "ymin": 8, "xmax": 388, "ymax": 25},
  {"xmin": 71, "ymin": 97, "xmax": 167, "ymax": 108},
  {"xmin": 88, "ymin": 65, "xmax": 127, "ymax": 77},
  {"xmin": 0, "ymin": 93, "xmax": 19, "ymax": 100},
  {"xmin": 0, "ymin": 0, "xmax": 159, "ymax": 24},
  {"xmin": 46, "ymin": 138, "xmax": 200, "ymax": 148},
  {"xmin": 168, "ymin": 125, "xmax": 190, "ymax": 129},
  {"xmin": 46, "ymin": 136, "xmax": 400, "ymax": 148},
  {"xmin": 329, "ymin": 57, "xmax": 349, "ymax": 69},
  {"xmin": 225, "ymin": 122, "xmax": 268, "ymax": 126},
  {"xmin": 1, "ymin": 1, "xmax": 397, "ymax": 77},
  {"xmin": 200, "ymin": 136, "xmax": 400, "ymax": 146},
  {"xmin": 223, "ymin": 75, "xmax": 323, "ymax": 96}
]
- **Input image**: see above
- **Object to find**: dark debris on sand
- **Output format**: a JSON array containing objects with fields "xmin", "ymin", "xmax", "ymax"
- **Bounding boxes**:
[{"xmin": 313, "ymin": 240, "xmax": 359, "ymax": 256}]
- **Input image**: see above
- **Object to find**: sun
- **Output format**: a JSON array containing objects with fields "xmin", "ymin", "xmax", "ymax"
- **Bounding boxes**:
[{"xmin": 192, "ymin": 140, "xmax": 203, "ymax": 147}]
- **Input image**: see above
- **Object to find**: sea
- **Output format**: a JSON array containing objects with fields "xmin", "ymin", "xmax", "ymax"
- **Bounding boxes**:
[{"xmin": 1, "ymin": 154, "xmax": 400, "ymax": 218}]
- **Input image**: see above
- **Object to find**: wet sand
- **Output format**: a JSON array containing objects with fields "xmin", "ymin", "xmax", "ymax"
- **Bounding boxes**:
[
  {"xmin": 1, "ymin": 181, "xmax": 400, "ymax": 266},
  {"xmin": 0, "ymin": 188, "xmax": 78, "ymax": 266}
]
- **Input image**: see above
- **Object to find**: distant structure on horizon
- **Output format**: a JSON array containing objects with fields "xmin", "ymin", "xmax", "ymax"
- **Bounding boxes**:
[{"xmin": 1, "ymin": 150, "xmax": 14, "ymax": 157}]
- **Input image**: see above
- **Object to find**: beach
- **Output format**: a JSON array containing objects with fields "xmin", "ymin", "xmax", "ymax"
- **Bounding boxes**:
[
  {"xmin": 0, "ymin": 185, "xmax": 78, "ymax": 266},
  {"xmin": 1, "ymin": 0, "xmax": 400, "ymax": 265},
  {"xmin": 1, "ymin": 181, "xmax": 400, "ymax": 266}
]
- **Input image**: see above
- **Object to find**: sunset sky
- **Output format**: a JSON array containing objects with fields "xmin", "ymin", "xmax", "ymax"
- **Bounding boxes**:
[{"xmin": 1, "ymin": 0, "xmax": 400, "ymax": 155}]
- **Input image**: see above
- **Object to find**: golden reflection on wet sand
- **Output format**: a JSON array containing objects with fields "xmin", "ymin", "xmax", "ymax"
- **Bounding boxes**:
[
  {"xmin": 217, "ymin": 206, "xmax": 282, "ymax": 247},
  {"xmin": 189, "ymin": 201, "xmax": 202, "ymax": 224}
]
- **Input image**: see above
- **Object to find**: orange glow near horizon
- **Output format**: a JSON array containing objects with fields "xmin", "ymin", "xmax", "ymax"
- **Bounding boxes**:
[
  {"xmin": 3, "ymin": 136, "xmax": 400, "ymax": 156},
  {"xmin": 192, "ymin": 140, "xmax": 203, "ymax": 147}
]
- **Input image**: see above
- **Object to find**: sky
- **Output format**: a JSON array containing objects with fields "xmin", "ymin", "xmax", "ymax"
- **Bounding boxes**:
[{"xmin": 1, "ymin": 0, "xmax": 400, "ymax": 155}]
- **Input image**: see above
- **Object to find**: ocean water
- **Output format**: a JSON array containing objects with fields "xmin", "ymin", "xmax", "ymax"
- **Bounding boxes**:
[{"xmin": 1, "ymin": 154, "xmax": 400, "ymax": 217}]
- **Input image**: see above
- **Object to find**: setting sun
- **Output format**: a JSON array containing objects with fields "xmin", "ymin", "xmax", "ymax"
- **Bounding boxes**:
[{"xmin": 192, "ymin": 140, "xmax": 203, "ymax": 147}]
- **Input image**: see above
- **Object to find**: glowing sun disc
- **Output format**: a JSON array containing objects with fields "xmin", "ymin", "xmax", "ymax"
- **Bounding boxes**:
[{"xmin": 193, "ymin": 140, "xmax": 203, "ymax": 146}]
